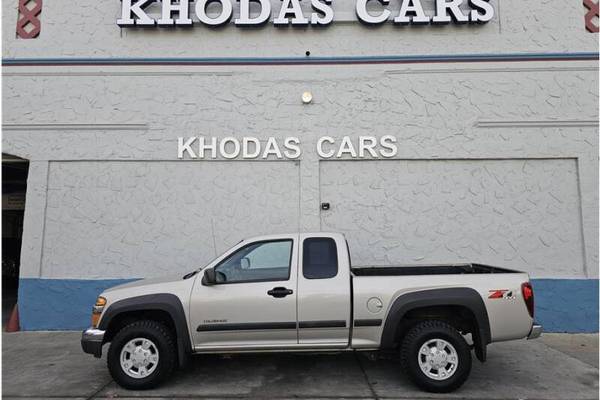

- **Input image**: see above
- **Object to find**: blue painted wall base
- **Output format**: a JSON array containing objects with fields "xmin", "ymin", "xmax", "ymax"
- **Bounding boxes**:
[
  {"xmin": 17, "ymin": 277, "xmax": 599, "ymax": 332},
  {"xmin": 531, "ymin": 279, "xmax": 598, "ymax": 333},
  {"xmin": 18, "ymin": 278, "xmax": 137, "ymax": 330}
]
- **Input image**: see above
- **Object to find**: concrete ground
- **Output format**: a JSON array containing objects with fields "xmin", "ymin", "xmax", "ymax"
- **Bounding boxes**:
[{"xmin": 2, "ymin": 332, "xmax": 598, "ymax": 400}]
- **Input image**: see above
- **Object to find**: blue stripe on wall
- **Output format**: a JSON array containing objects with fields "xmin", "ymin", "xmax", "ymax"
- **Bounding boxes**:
[
  {"xmin": 531, "ymin": 279, "xmax": 598, "ymax": 333},
  {"xmin": 18, "ymin": 278, "xmax": 137, "ymax": 331},
  {"xmin": 17, "ymin": 277, "xmax": 598, "ymax": 332}
]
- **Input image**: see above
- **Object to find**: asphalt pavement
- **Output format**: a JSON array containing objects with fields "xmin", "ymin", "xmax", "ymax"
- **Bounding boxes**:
[{"xmin": 2, "ymin": 331, "xmax": 598, "ymax": 400}]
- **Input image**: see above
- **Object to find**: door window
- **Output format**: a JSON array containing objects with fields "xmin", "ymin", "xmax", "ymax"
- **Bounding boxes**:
[
  {"xmin": 303, "ymin": 237, "xmax": 338, "ymax": 279},
  {"xmin": 214, "ymin": 240, "xmax": 292, "ymax": 283}
]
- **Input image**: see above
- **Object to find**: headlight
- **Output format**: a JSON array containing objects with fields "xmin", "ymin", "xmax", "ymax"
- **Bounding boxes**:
[{"xmin": 91, "ymin": 296, "xmax": 106, "ymax": 328}]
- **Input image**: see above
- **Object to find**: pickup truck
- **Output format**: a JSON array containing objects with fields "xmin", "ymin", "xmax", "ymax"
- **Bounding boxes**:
[{"xmin": 81, "ymin": 232, "xmax": 541, "ymax": 393}]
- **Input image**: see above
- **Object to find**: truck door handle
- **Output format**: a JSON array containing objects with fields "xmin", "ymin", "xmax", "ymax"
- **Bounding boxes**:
[{"xmin": 267, "ymin": 287, "xmax": 293, "ymax": 298}]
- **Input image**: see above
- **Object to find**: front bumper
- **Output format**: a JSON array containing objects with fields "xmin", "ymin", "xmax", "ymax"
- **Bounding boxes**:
[
  {"xmin": 81, "ymin": 328, "xmax": 105, "ymax": 358},
  {"xmin": 527, "ymin": 323, "xmax": 543, "ymax": 340}
]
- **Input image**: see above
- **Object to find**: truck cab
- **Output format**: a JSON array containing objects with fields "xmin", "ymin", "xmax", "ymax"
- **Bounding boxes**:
[{"xmin": 192, "ymin": 233, "xmax": 351, "ymax": 350}]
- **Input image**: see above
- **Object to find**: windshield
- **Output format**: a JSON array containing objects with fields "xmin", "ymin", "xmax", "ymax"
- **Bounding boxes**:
[{"xmin": 185, "ymin": 239, "xmax": 245, "ymax": 276}]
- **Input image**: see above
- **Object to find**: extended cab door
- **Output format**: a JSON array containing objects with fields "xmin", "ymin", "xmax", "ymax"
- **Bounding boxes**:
[
  {"xmin": 297, "ymin": 233, "xmax": 351, "ymax": 347},
  {"xmin": 190, "ymin": 236, "xmax": 298, "ymax": 349}
]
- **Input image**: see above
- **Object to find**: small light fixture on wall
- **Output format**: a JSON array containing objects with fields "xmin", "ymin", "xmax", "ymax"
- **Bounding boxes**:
[{"xmin": 302, "ymin": 91, "xmax": 313, "ymax": 104}]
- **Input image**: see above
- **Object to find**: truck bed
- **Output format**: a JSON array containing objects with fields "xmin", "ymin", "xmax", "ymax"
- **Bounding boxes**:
[{"xmin": 351, "ymin": 263, "xmax": 518, "ymax": 276}]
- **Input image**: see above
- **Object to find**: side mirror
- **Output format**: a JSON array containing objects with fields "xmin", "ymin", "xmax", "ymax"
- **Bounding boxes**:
[
  {"xmin": 202, "ymin": 268, "xmax": 216, "ymax": 286},
  {"xmin": 240, "ymin": 257, "xmax": 251, "ymax": 270}
]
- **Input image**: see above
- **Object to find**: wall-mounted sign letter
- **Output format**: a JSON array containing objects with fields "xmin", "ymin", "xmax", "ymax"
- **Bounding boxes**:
[
  {"xmin": 356, "ymin": 0, "xmax": 391, "ymax": 24},
  {"xmin": 311, "ymin": 0, "xmax": 334, "ymax": 25},
  {"xmin": 158, "ymin": 0, "xmax": 193, "ymax": 26},
  {"xmin": 274, "ymin": 0, "xmax": 310, "ymax": 25},
  {"xmin": 117, "ymin": 0, "xmax": 155, "ymax": 26},
  {"xmin": 196, "ymin": 0, "xmax": 233, "ymax": 26},
  {"xmin": 235, "ymin": 0, "xmax": 272, "ymax": 25},
  {"xmin": 394, "ymin": 0, "xmax": 430, "ymax": 25},
  {"xmin": 468, "ymin": 0, "xmax": 494, "ymax": 23},
  {"xmin": 432, "ymin": 0, "xmax": 469, "ymax": 24}
]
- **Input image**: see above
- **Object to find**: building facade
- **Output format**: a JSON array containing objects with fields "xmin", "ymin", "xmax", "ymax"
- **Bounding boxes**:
[{"xmin": 2, "ymin": 0, "xmax": 598, "ymax": 331}]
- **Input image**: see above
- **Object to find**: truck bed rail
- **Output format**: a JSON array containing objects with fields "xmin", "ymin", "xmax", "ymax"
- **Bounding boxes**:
[{"xmin": 351, "ymin": 263, "xmax": 518, "ymax": 276}]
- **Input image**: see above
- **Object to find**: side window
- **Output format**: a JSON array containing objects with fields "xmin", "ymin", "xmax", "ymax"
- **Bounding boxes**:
[
  {"xmin": 214, "ymin": 240, "xmax": 292, "ymax": 284},
  {"xmin": 303, "ymin": 237, "xmax": 338, "ymax": 279}
]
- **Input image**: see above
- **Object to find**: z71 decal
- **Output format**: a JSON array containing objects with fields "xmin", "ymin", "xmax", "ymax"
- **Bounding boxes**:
[{"xmin": 488, "ymin": 290, "xmax": 515, "ymax": 300}]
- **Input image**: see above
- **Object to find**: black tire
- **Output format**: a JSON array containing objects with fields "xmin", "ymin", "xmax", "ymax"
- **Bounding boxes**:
[
  {"xmin": 107, "ymin": 320, "xmax": 176, "ymax": 390},
  {"xmin": 400, "ymin": 320, "xmax": 472, "ymax": 393}
]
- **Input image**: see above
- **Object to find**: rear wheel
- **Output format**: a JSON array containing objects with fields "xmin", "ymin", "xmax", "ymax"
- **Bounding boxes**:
[
  {"xmin": 107, "ymin": 320, "xmax": 176, "ymax": 390},
  {"xmin": 400, "ymin": 320, "xmax": 472, "ymax": 393}
]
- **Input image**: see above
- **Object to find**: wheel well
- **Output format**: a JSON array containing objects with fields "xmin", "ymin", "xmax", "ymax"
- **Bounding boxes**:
[
  {"xmin": 394, "ymin": 305, "xmax": 479, "ymax": 346},
  {"xmin": 103, "ymin": 309, "xmax": 177, "ymax": 344}
]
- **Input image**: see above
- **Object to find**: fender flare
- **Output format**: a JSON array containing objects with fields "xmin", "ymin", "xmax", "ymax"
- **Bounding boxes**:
[
  {"xmin": 98, "ymin": 293, "xmax": 192, "ymax": 367},
  {"xmin": 380, "ymin": 287, "xmax": 491, "ymax": 361}
]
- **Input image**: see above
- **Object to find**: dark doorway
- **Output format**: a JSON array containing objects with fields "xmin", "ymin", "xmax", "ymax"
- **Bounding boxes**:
[{"xmin": 2, "ymin": 154, "xmax": 29, "ymax": 327}]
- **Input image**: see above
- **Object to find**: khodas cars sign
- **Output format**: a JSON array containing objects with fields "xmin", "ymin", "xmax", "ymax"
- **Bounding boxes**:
[
  {"xmin": 118, "ymin": 0, "xmax": 495, "ymax": 27},
  {"xmin": 177, "ymin": 136, "xmax": 398, "ymax": 159}
]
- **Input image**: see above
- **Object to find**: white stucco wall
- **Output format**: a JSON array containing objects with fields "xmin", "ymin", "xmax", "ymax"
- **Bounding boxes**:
[
  {"xmin": 2, "ymin": 0, "xmax": 598, "ymax": 281},
  {"xmin": 321, "ymin": 158, "xmax": 584, "ymax": 276}
]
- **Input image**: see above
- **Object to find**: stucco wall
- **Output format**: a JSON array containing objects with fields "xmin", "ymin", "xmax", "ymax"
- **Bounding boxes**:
[
  {"xmin": 321, "ymin": 159, "xmax": 584, "ymax": 276},
  {"xmin": 2, "ymin": 0, "xmax": 598, "ymax": 331},
  {"xmin": 4, "ymin": 64, "xmax": 598, "ymax": 279},
  {"xmin": 43, "ymin": 161, "xmax": 300, "ymax": 278}
]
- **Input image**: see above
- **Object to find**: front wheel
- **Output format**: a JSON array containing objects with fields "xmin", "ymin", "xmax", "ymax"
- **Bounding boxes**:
[
  {"xmin": 400, "ymin": 320, "xmax": 472, "ymax": 393},
  {"xmin": 107, "ymin": 320, "xmax": 176, "ymax": 390}
]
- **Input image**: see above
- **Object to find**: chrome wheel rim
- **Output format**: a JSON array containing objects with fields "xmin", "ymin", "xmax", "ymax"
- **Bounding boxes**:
[
  {"xmin": 417, "ymin": 338, "xmax": 459, "ymax": 381},
  {"xmin": 120, "ymin": 338, "xmax": 159, "ymax": 379}
]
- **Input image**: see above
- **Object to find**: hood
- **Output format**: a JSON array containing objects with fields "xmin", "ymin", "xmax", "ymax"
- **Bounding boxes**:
[{"xmin": 103, "ymin": 274, "xmax": 185, "ymax": 293}]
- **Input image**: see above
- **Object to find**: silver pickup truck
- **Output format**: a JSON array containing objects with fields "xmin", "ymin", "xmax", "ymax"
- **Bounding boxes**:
[{"xmin": 82, "ymin": 232, "xmax": 541, "ymax": 393}]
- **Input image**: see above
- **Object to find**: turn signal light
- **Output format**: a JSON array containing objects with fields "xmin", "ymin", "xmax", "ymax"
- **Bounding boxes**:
[
  {"xmin": 91, "ymin": 296, "xmax": 106, "ymax": 328},
  {"xmin": 91, "ymin": 312, "xmax": 101, "ymax": 328},
  {"xmin": 521, "ymin": 282, "xmax": 534, "ymax": 318}
]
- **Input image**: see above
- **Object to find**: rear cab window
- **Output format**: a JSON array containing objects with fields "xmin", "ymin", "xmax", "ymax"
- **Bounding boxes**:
[{"xmin": 303, "ymin": 237, "xmax": 338, "ymax": 279}]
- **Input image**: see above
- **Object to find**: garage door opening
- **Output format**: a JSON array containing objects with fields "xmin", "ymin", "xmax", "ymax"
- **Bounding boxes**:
[{"xmin": 2, "ymin": 154, "xmax": 29, "ymax": 328}]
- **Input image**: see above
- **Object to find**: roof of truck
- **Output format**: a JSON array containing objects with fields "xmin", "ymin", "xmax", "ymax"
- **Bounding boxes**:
[{"xmin": 239, "ymin": 232, "xmax": 345, "ymax": 242}]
